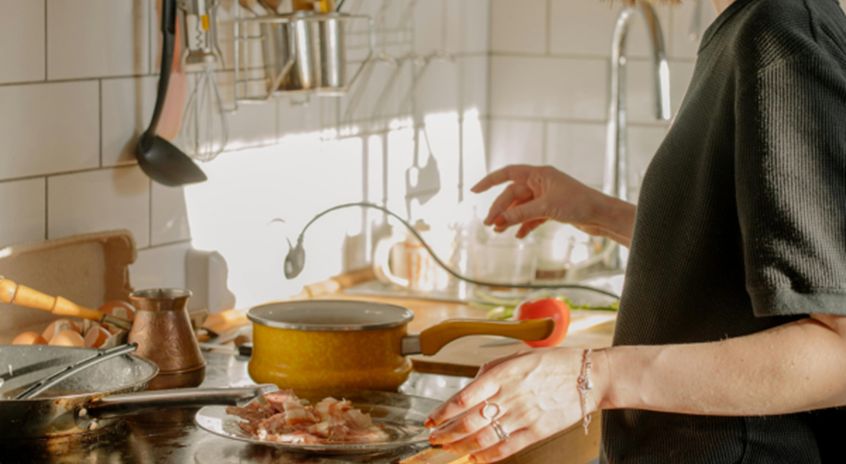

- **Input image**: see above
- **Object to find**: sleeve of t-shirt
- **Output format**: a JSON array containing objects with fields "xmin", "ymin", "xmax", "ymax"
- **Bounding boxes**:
[{"xmin": 735, "ymin": 54, "xmax": 846, "ymax": 318}]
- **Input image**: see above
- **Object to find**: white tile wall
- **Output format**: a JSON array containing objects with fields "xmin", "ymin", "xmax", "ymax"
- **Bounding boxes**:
[
  {"xmin": 488, "ymin": 119, "xmax": 544, "ymax": 171},
  {"xmin": 151, "ymin": 183, "xmax": 191, "ymax": 246},
  {"xmin": 0, "ymin": 0, "xmax": 491, "ymax": 304},
  {"xmin": 490, "ymin": 56, "xmax": 608, "ymax": 120},
  {"xmin": 0, "ymin": 0, "xmax": 45, "ymax": 84},
  {"xmin": 101, "ymin": 76, "xmax": 158, "ymax": 167},
  {"xmin": 0, "ymin": 178, "xmax": 46, "ymax": 248},
  {"xmin": 130, "ymin": 241, "xmax": 192, "ymax": 290},
  {"xmin": 549, "ymin": 0, "xmax": 672, "ymax": 59},
  {"xmin": 491, "ymin": 0, "xmax": 547, "ymax": 54},
  {"xmin": 487, "ymin": 0, "xmax": 725, "ymax": 206},
  {"xmin": 0, "ymin": 81, "xmax": 100, "ymax": 180},
  {"xmin": 47, "ymin": 166, "xmax": 151, "ymax": 245},
  {"xmin": 47, "ymin": 0, "xmax": 150, "ymax": 80},
  {"xmin": 546, "ymin": 121, "xmax": 606, "ymax": 188},
  {"xmin": 445, "ymin": 0, "xmax": 490, "ymax": 55}
]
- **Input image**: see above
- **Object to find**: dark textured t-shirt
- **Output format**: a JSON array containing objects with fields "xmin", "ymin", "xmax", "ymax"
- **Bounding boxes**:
[{"xmin": 601, "ymin": 0, "xmax": 846, "ymax": 462}]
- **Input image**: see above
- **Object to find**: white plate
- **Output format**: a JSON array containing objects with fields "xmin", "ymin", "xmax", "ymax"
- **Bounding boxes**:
[{"xmin": 194, "ymin": 390, "xmax": 440, "ymax": 455}]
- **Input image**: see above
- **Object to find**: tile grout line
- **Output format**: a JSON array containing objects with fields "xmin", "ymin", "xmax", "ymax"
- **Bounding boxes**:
[
  {"xmin": 44, "ymin": 0, "xmax": 48, "ymax": 81},
  {"xmin": 546, "ymin": 0, "xmax": 552, "ymax": 56},
  {"xmin": 98, "ymin": 80, "xmax": 103, "ymax": 167},
  {"xmin": 148, "ymin": 178, "xmax": 153, "ymax": 249},
  {"xmin": 44, "ymin": 177, "xmax": 49, "ymax": 240}
]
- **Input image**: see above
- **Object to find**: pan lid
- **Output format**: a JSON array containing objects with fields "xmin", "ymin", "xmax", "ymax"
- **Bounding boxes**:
[{"xmin": 247, "ymin": 300, "xmax": 414, "ymax": 331}]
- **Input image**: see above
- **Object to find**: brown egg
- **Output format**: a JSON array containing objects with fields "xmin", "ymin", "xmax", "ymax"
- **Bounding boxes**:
[
  {"xmin": 42, "ymin": 319, "xmax": 81, "ymax": 341},
  {"xmin": 12, "ymin": 331, "xmax": 48, "ymax": 345},
  {"xmin": 84, "ymin": 326, "xmax": 111, "ymax": 348},
  {"xmin": 48, "ymin": 330, "xmax": 85, "ymax": 347},
  {"xmin": 100, "ymin": 331, "xmax": 125, "ymax": 349},
  {"xmin": 98, "ymin": 301, "xmax": 136, "ymax": 322}
]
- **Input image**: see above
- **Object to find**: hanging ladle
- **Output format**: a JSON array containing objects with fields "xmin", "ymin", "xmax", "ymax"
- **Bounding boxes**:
[{"xmin": 136, "ymin": 0, "xmax": 207, "ymax": 187}]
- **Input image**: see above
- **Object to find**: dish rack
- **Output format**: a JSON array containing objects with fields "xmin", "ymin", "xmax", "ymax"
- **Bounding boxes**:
[{"xmin": 230, "ymin": 6, "xmax": 375, "ymax": 106}]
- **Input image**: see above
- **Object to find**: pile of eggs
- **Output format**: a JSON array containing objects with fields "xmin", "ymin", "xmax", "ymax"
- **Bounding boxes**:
[{"xmin": 12, "ymin": 301, "xmax": 135, "ymax": 349}]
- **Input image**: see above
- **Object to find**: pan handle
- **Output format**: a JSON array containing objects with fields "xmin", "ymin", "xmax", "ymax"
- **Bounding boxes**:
[
  {"xmin": 401, "ymin": 319, "xmax": 555, "ymax": 356},
  {"xmin": 77, "ymin": 384, "xmax": 278, "ymax": 427}
]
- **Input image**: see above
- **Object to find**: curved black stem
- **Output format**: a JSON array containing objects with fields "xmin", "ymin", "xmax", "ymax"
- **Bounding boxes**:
[{"xmin": 298, "ymin": 203, "xmax": 621, "ymax": 299}]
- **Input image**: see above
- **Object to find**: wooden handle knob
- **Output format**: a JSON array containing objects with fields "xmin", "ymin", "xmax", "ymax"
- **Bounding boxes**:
[
  {"xmin": 0, "ymin": 277, "xmax": 17, "ymax": 304},
  {"xmin": 418, "ymin": 319, "xmax": 555, "ymax": 356}
]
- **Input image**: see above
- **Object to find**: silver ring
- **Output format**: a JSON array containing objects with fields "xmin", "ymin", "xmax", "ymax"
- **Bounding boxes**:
[
  {"xmin": 480, "ymin": 401, "xmax": 501, "ymax": 421},
  {"xmin": 491, "ymin": 420, "xmax": 509, "ymax": 442}
]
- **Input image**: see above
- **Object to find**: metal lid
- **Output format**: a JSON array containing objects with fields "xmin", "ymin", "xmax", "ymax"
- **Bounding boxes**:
[{"xmin": 247, "ymin": 300, "xmax": 414, "ymax": 331}]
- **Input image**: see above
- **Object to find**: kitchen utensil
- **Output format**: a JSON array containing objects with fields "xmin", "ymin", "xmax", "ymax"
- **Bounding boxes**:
[
  {"xmin": 15, "ymin": 343, "xmax": 138, "ymax": 399},
  {"xmin": 137, "ymin": 0, "xmax": 207, "ymax": 187},
  {"xmin": 195, "ymin": 389, "xmax": 439, "ymax": 454},
  {"xmin": 373, "ymin": 221, "xmax": 446, "ymax": 292},
  {"xmin": 238, "ymin": 0, "xmax": 267, "ymax": 15},
  {"xmin": 0, "ymin": 276, "xmax": 132, "ymax": 331},
  {"xmin": 128, "ymin": 288, "xmax": 206, "ymax": 390},
  {"xmin": 260, "ymin": 11, "xmax": 373, "ymax": 96},
  {"xmin": 0, "ymin": 345, "xmax": 277, "ymax": 441},
  {"xmin": 246, "ymin": 300, "xmax": 554, "ymax": 391},
  {"xmin": 474, "ymin": 229, "xmax": 539, "ymax": 286},
  {"xmin": 178, "ymin": 0, "xmax": 224, "ymax": 66},
  {"xmin": 182, "ymin": 66, "xmax": 229, "ymax": 162},
  {"xmin": 285, "ymin": 203, "xmax": 621, "ymax": 300}
]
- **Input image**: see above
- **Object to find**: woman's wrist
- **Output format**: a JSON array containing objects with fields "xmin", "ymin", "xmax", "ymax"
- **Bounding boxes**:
[{"xmin": 578, "ymin": 192, "xmax": 636, "ymax": 246}]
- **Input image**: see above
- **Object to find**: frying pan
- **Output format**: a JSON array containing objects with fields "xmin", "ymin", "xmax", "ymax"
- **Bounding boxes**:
[{"xmin": 0, "ymin": 346, "xmax": 275, "ymax": 442}]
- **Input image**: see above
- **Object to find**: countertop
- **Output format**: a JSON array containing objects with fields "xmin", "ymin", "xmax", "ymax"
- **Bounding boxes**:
[
  {"xmin": 5, "ymin": 352, "xmax": 458, "ymax": 464},
  {"xmin": 7, "ymin": 271, "xmax": 614, "ymax": 464}
]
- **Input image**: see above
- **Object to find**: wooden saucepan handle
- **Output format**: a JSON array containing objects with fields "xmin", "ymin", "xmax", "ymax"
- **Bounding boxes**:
[
  {"xmin": 410, "ymin": 319, "xmax": 555, "ymax": 356},
  {"xmin": 0, "ymin": 277, "xmax": 132, "ymax": 331}
]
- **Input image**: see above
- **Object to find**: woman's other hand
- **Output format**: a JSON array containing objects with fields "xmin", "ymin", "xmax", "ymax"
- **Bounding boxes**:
[
  {"xmin": 471, "ymin": 165, "xmax": 636, "ymax": 246},
  {"xmin": 426, "ymin": 348, "xmax": 608, "ymax": 463}
]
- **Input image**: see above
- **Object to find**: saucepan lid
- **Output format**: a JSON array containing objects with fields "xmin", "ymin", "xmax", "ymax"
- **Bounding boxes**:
[{"xmin": 247, "ymin": 300, "xmax": 414, "ymax": 331}]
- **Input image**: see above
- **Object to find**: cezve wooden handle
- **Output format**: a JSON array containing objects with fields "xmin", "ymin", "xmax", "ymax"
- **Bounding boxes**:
[{"xmin": 0, "ymin": 276, "xmax": 132, "ymax": 331}]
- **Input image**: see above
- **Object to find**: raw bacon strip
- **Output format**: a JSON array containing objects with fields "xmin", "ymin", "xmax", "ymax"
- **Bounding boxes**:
[{"xmin": 225, "ymin": 391, "xmax": 389, "ymax": 445}]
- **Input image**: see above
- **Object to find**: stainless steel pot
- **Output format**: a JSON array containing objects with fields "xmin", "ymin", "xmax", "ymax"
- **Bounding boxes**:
[
  {"xmin": 261, "ymin": 11, "xmax": 373, "ymax": 96},
  {"xmin": 0, "ymin": 345, "xmax": 275, "ymax": 442}
]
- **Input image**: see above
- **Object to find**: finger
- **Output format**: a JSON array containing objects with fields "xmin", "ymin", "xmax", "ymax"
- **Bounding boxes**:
[
  {"xmin": 471, "ymin": 165, "xmax": 533, "ymax": 194},
  {"xmin": 515, "ymin": 219, "xmax": 546, "ymax": 239},
  {"xmin": 471, "ymin": 428, "xmax": 535, "ymax": 463},
  {"xmin": 426, "ymin": 378, "xmax": 501, "ymax": 428},
  {"xmin": 492, "ymin": 200, "xmax": 547, "ymax": 233},
  {"xmin": 484, "ymin": 183, "xmax": 533, "ymax": 226},
  {"xmin": 498, "ymin": 199, "xmax": 548, "ymax": 230},
  {"xmin": 429, "ymin": 401, "xmax": 495, "ymax": 445},
  {"xmin": 440, "ymin": 420, "xmax": 508, "ymax": 456}
]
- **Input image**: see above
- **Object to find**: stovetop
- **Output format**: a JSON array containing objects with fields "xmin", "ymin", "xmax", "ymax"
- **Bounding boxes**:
[{"xmin": 5, "ymin": 352, "xmax": 468, "ymax": 464}]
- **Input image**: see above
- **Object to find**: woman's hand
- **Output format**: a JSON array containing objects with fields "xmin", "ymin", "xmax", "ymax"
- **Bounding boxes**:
[
  {"xmin": 426, "ymin": 348, "xmax": 607, "ymax": 463},
  {"xmin": 471, "ymin": 165, "xmax": 636, "ymax": 246}
]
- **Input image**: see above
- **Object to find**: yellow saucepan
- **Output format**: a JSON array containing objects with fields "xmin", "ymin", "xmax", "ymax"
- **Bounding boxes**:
[{"xmin": 247, "ymin": 300, "xmax": 554, "ymax": 392}]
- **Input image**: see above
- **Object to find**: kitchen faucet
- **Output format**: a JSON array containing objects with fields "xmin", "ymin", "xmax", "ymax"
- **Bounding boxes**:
[{"xmin": 604, "ymin": 0, "xmax": 671, "ymax": 269}]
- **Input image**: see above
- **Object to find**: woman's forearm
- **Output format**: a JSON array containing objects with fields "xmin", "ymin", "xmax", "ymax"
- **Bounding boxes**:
[
  {"xmin": 582, "ymin": 193, "xmax": 637, "ymax": 248},
  {"xmin": 596, "ymin": 315, "xmax": 846, "ymax": 416}
]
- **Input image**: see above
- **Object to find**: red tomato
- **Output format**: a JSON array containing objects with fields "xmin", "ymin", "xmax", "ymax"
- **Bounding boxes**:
[{"xmin": 515, "ymin": 297, "xmax": 570, "ymax": 348}]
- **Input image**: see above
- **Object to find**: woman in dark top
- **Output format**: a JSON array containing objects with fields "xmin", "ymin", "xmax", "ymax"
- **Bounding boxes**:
[{"xmin": 425, "ymin": 0, "xmax": 846, "ymax": 462}]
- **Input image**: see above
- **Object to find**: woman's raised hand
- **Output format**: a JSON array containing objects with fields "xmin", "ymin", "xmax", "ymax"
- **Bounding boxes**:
[
  {"xmin": 471, "ymin": 165, "xmax": 603, "ymax": 238},
  {"xmin": 471, "ymin": 165, "xmax": 636, "ymax": 246},
  {"xmin": 425, "ymin": 348, "xmax": 606, "ymax": 463}
]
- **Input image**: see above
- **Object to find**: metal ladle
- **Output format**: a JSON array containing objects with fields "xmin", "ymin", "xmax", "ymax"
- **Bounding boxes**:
[{"xmin": 136, "ymin": 0, "xmax": 207, "ymax": 187}]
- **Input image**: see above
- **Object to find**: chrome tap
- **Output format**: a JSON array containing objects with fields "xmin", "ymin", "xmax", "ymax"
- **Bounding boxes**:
[{"xmin": 604, "ymin": 0, "xmax": 671, "ymax": 268}]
